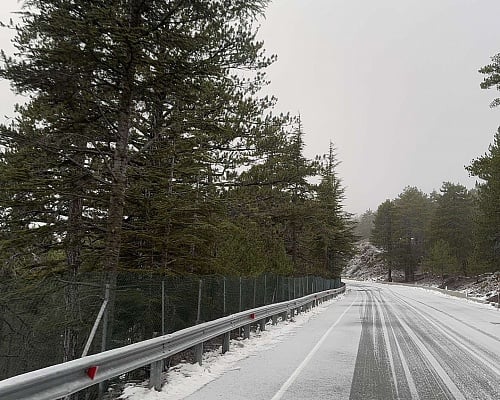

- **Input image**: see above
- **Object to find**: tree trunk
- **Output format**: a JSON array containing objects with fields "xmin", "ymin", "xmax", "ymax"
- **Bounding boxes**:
[{"xmin": 102, "ymin": 4, "xmax": 140, "ymax": 354}]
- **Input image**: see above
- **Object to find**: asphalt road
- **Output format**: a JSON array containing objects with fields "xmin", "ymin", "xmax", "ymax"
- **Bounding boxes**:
[{"xmin": 186, "ymin": 281, "xmax": 500, "ymax": 399}]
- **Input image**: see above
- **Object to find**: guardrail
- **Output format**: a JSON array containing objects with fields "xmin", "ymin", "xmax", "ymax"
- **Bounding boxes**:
[{"xmin": 0, "ymin": 285, "xmax": 345, "ymax": 400}]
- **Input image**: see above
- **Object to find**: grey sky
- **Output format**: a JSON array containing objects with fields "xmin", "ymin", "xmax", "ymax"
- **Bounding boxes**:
[
  {"xmin": 257, "ymin": 0, "xmax": 500, "ymax": 214},
  {"xmin": 1, "ymin": 0, "xmax": 499, "ymax": 215}
]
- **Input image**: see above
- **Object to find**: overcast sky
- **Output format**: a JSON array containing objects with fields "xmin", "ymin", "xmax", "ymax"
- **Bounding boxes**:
[{"xmin": 1, "ymin": 0, "xmax": 499, "ymax": 215}]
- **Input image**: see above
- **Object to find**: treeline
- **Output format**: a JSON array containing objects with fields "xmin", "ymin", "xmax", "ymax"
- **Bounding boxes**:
[
  {"xmin": 0, "ymin": 2, "xmax": 355, "ymax": 282},
  {"xmin": 358, "ymin": 174, "xmax": 498, "ymax": 282}
]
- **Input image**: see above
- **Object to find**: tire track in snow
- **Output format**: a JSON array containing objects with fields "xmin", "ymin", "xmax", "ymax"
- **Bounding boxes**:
[
  {"xmin": 387, "ymin": 290, "xmax": 500, "ymax": 399},
  {"xmin": 349, "ymin": 290, "xmax": 395, "ymax": 400},
  {"xmin": 384, "ymin": 292, "xmax": 464, "ymax": 400},
  {"xmin": 350, "ymin": 285, "xmax": 459, "ymax": 399},
  {"xmin": 387, "ymin": 287, "xmax": 500, "ymax": 345}
]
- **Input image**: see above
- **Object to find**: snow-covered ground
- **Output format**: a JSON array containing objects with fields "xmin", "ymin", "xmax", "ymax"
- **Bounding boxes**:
[{"xmin": 120, "ymin": 295, "xmax": 345, "ymax": 400}]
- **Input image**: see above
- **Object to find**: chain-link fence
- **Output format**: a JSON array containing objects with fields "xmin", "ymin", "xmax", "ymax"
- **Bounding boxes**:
[{"xmin": 0, "ymin": 273, "xmax": 341, "ymax": 383}]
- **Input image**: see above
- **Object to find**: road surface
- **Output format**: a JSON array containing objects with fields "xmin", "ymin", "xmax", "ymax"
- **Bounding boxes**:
[{"xmin": 185, "ymin": 281, "xmax": 500, "ymax": 399}]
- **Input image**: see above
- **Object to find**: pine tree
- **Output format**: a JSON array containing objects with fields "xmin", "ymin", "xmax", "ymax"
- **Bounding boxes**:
[
  {"xmin": 392, "ymin": 187, "xmax": 433, "ymax": 282},
  {"xmin": 428, "ymin": 182, "xmax": 475, "ymax": 276},
  {"xmin": 467, "ymin": 129, "xmax": 500, "ymax": 271},
  {"xmin": 479, "ymin": 53, "xmax": 500, "ymax": 108},
  {"xmin": 371, "ymin": 200, "xmax": 395, "ymax": 281},
  {"xmin": 312, "ymin": 142, "xmax": 356, "ymax": 279},
  {"xmin": 354, "ymin": 209, "xmax": 376, "ymax": 241}
]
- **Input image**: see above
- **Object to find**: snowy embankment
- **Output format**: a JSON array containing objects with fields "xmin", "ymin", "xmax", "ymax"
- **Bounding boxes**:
[
  {"xmin": 343, "ymin": 241, "xmax": 499, "ymax": 304},
  {"xmin": 119, "ymin": 294, "xmax": 345, "ymax": 400}
]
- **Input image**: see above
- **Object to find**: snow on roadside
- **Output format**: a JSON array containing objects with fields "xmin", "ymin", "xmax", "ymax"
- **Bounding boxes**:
[{"xmin": 120, "ymin": 294, "xmax": 345, "ymax": 400}]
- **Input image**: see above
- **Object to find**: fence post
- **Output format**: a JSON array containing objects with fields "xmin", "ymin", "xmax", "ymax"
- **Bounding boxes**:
[
  {"xmin": 253, "ymin": 277, "xmax": 256, "ymax": 308},
  {"xmin": 264, "ymin": 275, "xmax": 267, "ymax": 305},
  {"xmin": 98, "ymin": 284, "xmax": 110, "ymax": 399},
  {"xmin": 238, "ymin": 277, "xmax": 242, "ymax": 337},
  {"xmin": 196, "ymin": 279, "xmax": 202, "ymax": 325},
  {"xmin": 239, "ymin": 277, "xmax": 242, "ymax": 312},
  {"xmin": 223, "ymin": 277, "xmax": 226, "ymax": 316},
  {"xmin": 281, "ymin": 276, "xmax": 285, "ymax": 301},
  {"xmin": 161, "ymin": 280, "xmax": 165, "ymax": 336}
]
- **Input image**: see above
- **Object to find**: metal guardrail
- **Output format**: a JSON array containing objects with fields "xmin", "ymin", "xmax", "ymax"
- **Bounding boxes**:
[{"xmin": 0, "ymin": 285, "xmax": 345, "ymax": 400}]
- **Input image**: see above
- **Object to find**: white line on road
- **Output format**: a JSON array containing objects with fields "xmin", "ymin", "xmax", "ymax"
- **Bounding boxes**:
[{"xmin": 270, "ymin": 292, "xmax": 359, "ymax": 400}]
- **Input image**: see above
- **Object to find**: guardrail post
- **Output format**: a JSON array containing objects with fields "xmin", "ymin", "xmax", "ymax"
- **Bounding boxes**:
[
  {"xmin": 272, "ymin": 314, "xmax": 278, "ymax": 325},
  {"xmin": 149, "ymin": 360, "xmax": 163, "ymax": 391},
  {"xmin": 195, "ymin": 343, "xmax": 203, "ymax": 365},
  {"xmin": 243, "ymin": 324, "xmax": 251, "ymax": 339},
  {"xmin": 281, "ymin": 310, "xmax": 288, "ymax": 322},
  {"xmin": 259, "ymin": 318, "xmax": 266, "ymax": 332},
  {"xmin": 222, "ymin": 332, "xmax": 230, "ymax": 354}
]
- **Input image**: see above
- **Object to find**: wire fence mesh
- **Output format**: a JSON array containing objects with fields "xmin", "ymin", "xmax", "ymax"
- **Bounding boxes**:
[{"xmin": 0, "ymin": 273, "xmax": 341, "ymax": 382}]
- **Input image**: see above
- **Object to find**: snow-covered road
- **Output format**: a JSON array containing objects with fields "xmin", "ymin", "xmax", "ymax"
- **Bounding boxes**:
[{"xmin": 123, "ymin": 281, "xmax": 500, "ymax": 399}]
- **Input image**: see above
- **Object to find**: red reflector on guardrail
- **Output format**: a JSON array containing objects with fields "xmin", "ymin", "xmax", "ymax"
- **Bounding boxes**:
[
  {"xmin": 249, "ymin": 313, "xmax": 255, "ymax": 319},
  {"xmin": 86, "ymin": 366, "xmax": 98, "ymax": 380}
]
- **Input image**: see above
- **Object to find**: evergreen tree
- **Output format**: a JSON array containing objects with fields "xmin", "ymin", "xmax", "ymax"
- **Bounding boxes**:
[
  {"xmin": 311, "ymin": 142, "xmax": 356, "ymax": 278},
  {"xmin": 479, "ymin": 53, "xmax": 500, "ymax": 108},
  {"xmin": 428, "ymin": 182, "xmax": 475, "ymax": 276},
  {"xmin": 467, "ymin": 129, "xmax": 500, "ymax": 271},
  {"xmin": 354, "ymin": 209, "xmax": 375, "ymax": 241},
  {"xmin": 371, "ymin": 200, "xmax": 395, "ymax": 281},
  {"xmin": 392, "ymin": 187, "xmax": 433, "ymax": 282}
]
